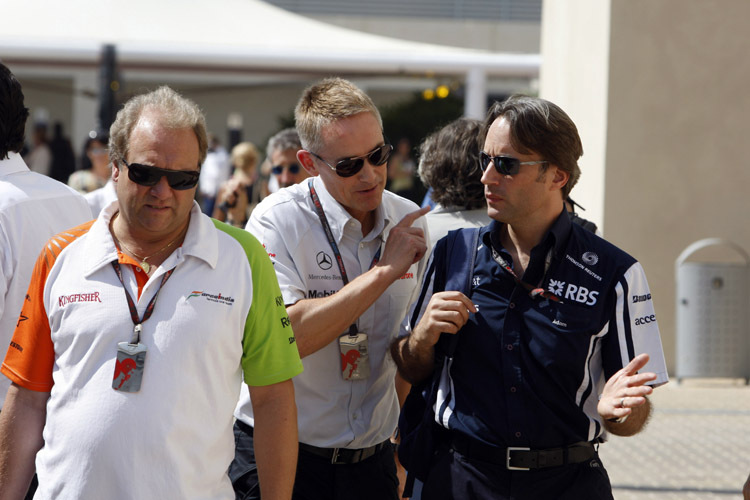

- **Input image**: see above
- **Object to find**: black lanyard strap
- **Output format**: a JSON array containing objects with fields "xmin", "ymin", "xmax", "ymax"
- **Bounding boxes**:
[
  {"xmin": 111, "ymin": 261, "xmax": 175, "ymax": 343},
  {"xmin": 490, "ymin": 245, "xmax": 561, "ymax": 303},
  {"xmin": 308, "ymin": 179, "xmax": 382, "ymax": 335},
  {"xmin": 308, "ymin": 179, "xmax": 381, "ymax": 285}
]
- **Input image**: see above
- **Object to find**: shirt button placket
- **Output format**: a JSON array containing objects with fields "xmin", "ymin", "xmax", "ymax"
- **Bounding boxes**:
[{"xmin": 504, "ymin": 294, "xmax": 524, "ymax": 445}]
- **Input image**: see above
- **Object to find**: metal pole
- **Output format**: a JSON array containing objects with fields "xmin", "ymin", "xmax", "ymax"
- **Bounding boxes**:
[{"xmin": 464, "ymin": 67, "xmax": 487, "ymax": 119}]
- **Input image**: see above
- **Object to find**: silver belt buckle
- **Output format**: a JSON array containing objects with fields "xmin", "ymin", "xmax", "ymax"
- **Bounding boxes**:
[
  {"xmin": 331, "ymin": 448, "xmax": 345, "ymax": 465},
  {"xmin": 506, "ymin": 446, "xmax": 531, "ymax": 471}
]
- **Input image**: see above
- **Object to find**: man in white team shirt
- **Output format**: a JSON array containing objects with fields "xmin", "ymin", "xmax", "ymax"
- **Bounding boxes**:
[
  {"xmin": 0, "ymin": 85, "xmax": 302, "ymax": 500},
  {"xmin": 0, "ymin": 62, "xmax": 92, "ymax": 410},
  {"xmin": 231, "ymin": 77, "xmax": 430, "ymax": 499}
]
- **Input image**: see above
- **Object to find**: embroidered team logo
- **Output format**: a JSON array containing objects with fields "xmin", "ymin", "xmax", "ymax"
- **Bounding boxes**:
[
  {"xmin": 58, "ymin": 292, "xmax": 102, "ymax": 307},
  {"xmin": 548, "ymin": 279, "xmax": 565, "ymax": 296},
  {"xmin": 472, "ymin": 276, "xmax": 480, "ymax": 287},
  {"xmin": 187, "ymin": 291, "xmax": 235, "ymax": 306},
  {"xmin": 316, "ymin": 251, "xmax": 333, "ymax": 270},
  {"xmin": 582, "ymin": 252, "xmax": 599, "ymax": 266},
  {"xmin": 547, "ymin": 280, "xmax": 600, "ymax": 305}
]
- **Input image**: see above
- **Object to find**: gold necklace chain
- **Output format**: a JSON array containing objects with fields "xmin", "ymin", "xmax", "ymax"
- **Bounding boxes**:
[{"xmin": 112, "ymin": 213, "xmax": 184, "ymax": 274}]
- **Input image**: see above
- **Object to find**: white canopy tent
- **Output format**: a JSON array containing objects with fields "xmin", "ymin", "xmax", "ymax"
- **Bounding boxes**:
[{"xmin": 1, "ymin": 0, "xmax": 540, "ymax": 141}]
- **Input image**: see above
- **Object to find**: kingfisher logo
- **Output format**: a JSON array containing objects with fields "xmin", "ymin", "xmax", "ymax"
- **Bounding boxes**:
[
  {"xmin": 58, "ymin": 292, "xmax": 102, "ymax": 307},
  {"xmin": 187, "ymin": 290, "xmax": 235, "ymax": 306}
]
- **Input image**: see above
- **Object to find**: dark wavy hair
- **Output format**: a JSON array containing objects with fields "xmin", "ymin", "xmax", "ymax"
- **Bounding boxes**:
[
  {"xmin": 0, "ymin": 63, "xmax": 30, "ymax": 159},
  {"xmin": 480, "ymin": 94, "xmax": 583, "ymax": 198},
  {"xmin": 418, "ymin": 118, "xmax": 485, "ymax": 210}
]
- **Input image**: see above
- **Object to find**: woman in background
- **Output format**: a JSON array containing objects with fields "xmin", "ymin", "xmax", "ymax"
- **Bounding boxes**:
[
  {"xmin": 68, "ymin": 131, "xmax": 110, "ymax": 194},
  {"xmin": 213, "ymin": 142, "xmax": 260, "ymax": 227}
]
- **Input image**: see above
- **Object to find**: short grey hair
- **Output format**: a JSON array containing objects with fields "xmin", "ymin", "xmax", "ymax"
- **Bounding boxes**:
[
  {"xmin": 266, "ymin": 127, "xmax": 302, "ymax": 156},
  {"xmin": 109, "ymin": 86, "xmax": 208, "ymax": 167}
]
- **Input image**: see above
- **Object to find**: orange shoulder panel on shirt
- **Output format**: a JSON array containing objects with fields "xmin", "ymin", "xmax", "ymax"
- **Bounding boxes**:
[{"xmin": 1, "ymin": 221, "xmax": 94, "ymax": 392}]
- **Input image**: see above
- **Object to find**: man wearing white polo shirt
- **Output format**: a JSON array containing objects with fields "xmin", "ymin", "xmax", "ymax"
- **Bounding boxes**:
[
  {"xmin": 0, "ymin": 86, "xmax": 302, "ymax": 500},
  {"xmin": 0, "ymin": 63, "xmax": 92, "ymax": 413},
  {"xmin": 231, "ymin": 77, "xmax": 430, "ymax": 499}
]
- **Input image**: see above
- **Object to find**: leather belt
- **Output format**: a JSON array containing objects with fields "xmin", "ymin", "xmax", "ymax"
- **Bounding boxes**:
[
  {"xmin": 299, "ymin": 440, "xmax": 392, "ymax": 465},
  {"xmin": 450, "ymin": 433, "xmax": 596, "ymax": 471}
]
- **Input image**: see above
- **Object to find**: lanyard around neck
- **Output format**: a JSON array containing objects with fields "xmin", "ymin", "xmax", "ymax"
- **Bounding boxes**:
[
  {"xmin": 490, "ymin": 244, "xmax": 561, "ymax": 303},
  {"xmin": 111, "ymin": 261, "xmax": 175, "ymax": 343},
  {"xmin": 308, "ymin": 179, "xmax": 381, "ymax": 286},
  {"xmin": 309, "ymin": 179, "xmax": 382, "ymax": 336}
]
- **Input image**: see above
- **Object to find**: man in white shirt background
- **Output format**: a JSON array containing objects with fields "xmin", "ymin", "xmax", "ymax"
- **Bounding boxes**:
[
  {"xmin": 0, "ymin": 62, "xmax": 92, "ymax": 409},
  {"xmin": 0, "ymin": 62, "xmax": 91, "ymax": 499}
]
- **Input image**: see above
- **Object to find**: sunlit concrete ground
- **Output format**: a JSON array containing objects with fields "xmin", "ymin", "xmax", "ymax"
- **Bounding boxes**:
[{"xmin": 599, "ymin": 379, "xmax": 750, "ymax": 500}]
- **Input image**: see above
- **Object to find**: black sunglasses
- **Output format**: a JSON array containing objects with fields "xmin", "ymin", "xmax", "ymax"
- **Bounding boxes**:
[
  {"xmin": 271, "ymin": 163, "xmax": 301, "ymax": 175},
  {"xmin": 309, "ymin": 143, "xmax": 393, "ymax": 178},
  {"xmin": 479, "ymin": 151, "xmax": 548, "ymax": 176},
  {"xmin": 121, "ymin": 159, "xmax": 200, "ymax": 190}
]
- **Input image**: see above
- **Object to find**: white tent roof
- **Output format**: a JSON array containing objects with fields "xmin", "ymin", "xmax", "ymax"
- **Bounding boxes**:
[{"xmin": 1, "ymin": 0, "xmax": 539, "ymax": 77}]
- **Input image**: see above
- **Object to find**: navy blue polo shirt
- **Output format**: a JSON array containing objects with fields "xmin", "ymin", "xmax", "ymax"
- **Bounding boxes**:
[{"xmin": 407, "ymin": 209, "xmax": 668, "ymax": 450}]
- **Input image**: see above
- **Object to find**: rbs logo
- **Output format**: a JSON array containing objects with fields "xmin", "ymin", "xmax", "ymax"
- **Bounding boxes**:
[{"xmin": 548, "ymin": 280, "xmax": 599, "ymax": 306}]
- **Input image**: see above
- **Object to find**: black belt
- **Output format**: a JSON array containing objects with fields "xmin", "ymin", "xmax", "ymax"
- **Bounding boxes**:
[
  {"xmin": 450, "ymin": 433, "xmax": 596, "ymax": 471},
  {"xmin": 299, "ymin": 440, "xmax": 392, "ymax": 465},
  {"xmin": 236, "ymin": 420, "xmax": 391, "ymax": 465}
]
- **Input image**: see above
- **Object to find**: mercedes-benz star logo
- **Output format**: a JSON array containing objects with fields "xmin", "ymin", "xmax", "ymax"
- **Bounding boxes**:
[{"xmin": 316, "ymin": 251, "xmax": 333, "ymax": 270}]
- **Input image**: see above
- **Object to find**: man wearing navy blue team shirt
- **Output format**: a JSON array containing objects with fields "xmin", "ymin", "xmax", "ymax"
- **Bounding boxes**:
[{"xmin": 392, "ymin": 95, "xmax": 669, "ymax": 499}]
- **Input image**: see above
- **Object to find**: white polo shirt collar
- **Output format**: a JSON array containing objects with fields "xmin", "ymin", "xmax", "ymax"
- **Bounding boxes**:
[
  {"xmin": 311, "ymin": 175, "xmax": 392, "ymax": 245},
  {"xmin": 0, "ymin": 152, "xmax": 30, "ymax": 176},
  {"xmin": 81, "ymin": 201, "xmax": 218, "ymax": 278}
]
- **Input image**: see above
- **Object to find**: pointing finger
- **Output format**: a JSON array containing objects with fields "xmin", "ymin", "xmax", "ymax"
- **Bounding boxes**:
[{"xmin": 395, "ymin": 206, "xmax": 431, "ymax": 228}]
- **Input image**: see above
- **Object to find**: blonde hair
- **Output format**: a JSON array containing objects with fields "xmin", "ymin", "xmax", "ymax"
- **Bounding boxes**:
[
  {"xmin": 294, "ymin": 77, "xmax": 382, "ymax": 153},
  {"xmin": 231, "ymin": 142, "xmax": 259, "ymax": 174}
]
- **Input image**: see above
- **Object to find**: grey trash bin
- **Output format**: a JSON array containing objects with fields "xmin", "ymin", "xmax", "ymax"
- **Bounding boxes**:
[{"xmin": 675, "ymin": 238, "xmax": 750, "ymax": 381}]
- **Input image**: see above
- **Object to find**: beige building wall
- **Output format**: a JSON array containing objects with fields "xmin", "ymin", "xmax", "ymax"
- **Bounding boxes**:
[{"xmin": 541, "ymin": 0, "xmax": 750, "ymax": 374}]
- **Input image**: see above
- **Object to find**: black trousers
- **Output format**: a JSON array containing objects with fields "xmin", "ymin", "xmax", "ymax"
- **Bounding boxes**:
[
  {"xmin": 420, "ymin": 446, "xmax": 614, "ymax": 500},
  {"xmin": 229, "ymin": 420, "xmax": 399, "ymax": 500}
]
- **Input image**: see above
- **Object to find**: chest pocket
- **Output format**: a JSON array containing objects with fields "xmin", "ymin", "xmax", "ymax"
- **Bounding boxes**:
[{"xmin": 543, "ymin": 297, "xmax": 603, "ymax": 332}]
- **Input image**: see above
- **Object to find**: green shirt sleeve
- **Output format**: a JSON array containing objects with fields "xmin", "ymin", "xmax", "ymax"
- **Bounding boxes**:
[{"xmin": 213, "ymin": 220, "xmax": 303, "ymax": 386}]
